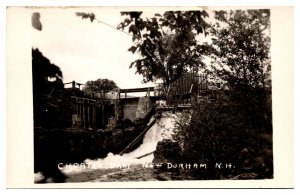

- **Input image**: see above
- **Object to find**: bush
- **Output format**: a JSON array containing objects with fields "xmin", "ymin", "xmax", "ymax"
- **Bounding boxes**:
[{"xmin": 172, "ymin": 91, "xmax": 273, "ymax": 179}]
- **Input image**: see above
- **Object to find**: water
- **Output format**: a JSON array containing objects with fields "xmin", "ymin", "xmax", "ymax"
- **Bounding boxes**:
[{"xmin": 61, "ymin": 114, "xmax": 175, "ymax": 174}]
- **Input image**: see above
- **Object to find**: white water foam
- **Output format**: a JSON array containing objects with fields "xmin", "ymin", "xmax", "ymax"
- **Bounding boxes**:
[{"xmin": 61, "ymin": 114, "xmax": 175, "ymax": 174}]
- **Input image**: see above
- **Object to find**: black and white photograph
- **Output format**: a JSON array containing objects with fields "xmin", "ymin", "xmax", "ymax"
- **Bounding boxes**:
[{"xmin": 5, "ymin": 5, "xmax": 294, "ymax": 188}]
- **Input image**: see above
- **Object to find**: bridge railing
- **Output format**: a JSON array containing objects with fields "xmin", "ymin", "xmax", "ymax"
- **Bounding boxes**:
[
  {"xmin": 167, "ymin": 73, "xmax": 208, "ymax": 97},
  {"xmin": 117, "ymin": 87, "xmax": 155, "ymax": 99}
]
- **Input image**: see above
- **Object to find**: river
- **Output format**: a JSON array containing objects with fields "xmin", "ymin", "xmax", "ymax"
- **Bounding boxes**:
[{"xmin": 61, "ymin": 114, "xmax": 177, "ymax": 182}]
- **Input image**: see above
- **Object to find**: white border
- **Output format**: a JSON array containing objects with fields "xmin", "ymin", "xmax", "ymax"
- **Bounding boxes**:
[{"xmin": 2, "ymin": 0, "xmax": 299, "ymax": 193}]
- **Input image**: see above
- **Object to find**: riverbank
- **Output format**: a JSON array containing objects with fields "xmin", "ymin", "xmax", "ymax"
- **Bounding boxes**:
[{"xmin": 65, "ymin": 164, "xmax": 195, "ymax": 182}]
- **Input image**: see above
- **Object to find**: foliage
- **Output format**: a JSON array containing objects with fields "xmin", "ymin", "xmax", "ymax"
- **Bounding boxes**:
[
  {"xmin": 209, "ymin": 9, "xmax": 271, "ymax": 90},
  {"xmin": 32, "ymin": 48, "xmax": 64, "ymax": 127},
  {"xmin": 172, "ymin": 92, "xmax": 273, "ymax": 179},
  {"xmin": 208, "ymin": 9, "xmax": 272, "ymax": 133},
  {"xmin": 32, "ymin": 49, "xmax": 77, "ymax": 129},
  {"xmin": 172, "ymin": 10, "xmax": 273, "ymax": 178},
  {"xmin": 75, "ymin": 12, "xmax": 96, "ymax": 22},
  {"xmin": 83, "ymin": 78, "xmax": 118, "ymax": 93},
  {"xmin": 117, "ymin": 11, "xmax": 211, "ymax": 86}
]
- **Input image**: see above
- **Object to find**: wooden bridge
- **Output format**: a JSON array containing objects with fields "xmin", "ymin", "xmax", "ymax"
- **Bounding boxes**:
[
  {"xmin": 158, "ymin": 73, "xmax": 208, "ymax": 111},
  {"xmin": 117, "ymin": 73, "xmax": 209, "ymax": 156},
  {"xmin": 65, "ymin": 73, "xmax": 208, "ymax": 129},
  {"xmin": 166, "ymin": 73, "xmax": 208, "ymax": 97},
  {"xmin": 117, "ymin": 73, "xmax": 208, "ymax": 100},
  {"xmin": 117, "ymin": 87, "xmax": 155, "ymax": 99}
]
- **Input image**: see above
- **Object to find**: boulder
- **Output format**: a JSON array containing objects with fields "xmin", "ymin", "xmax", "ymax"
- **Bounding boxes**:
[
  {"xmin": 152, "ymin": 139, "xmax": 182, "ymax": 165},
  {"xmin": 135, "ymin": 97, "xmax": 152, "ymax": 120},
  {"xmin": 231, "ymin": 173, "xmax": 259, "ymax": 180}
]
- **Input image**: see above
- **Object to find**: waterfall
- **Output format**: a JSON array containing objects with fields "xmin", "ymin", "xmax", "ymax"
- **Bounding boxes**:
[
  {"xmin": 61, "ymin": 114, "xmax": 175, "ymax": 174},
  {"xmin": 122, "ymin": 116, "xmax": 174, "ymax": 159}
]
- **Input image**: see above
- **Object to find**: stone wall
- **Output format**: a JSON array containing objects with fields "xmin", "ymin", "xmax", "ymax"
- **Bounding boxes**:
[
  {"xmin": 136, "ymin": 97, "xmax": 152, "ymax": 120},
  {"xmin": 123, "ymin": 100, "xmax": 139, "ymax": 122},
  {"xmin": 121, "ymin": 97, "xmax": 152, "ymax": 122}
]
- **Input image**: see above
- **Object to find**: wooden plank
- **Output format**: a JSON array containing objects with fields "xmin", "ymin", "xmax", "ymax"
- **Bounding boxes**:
[
  {"xmin": 119, "ymin": 119, "xmax": 157, "ymax": 155},
  {"xmin": 83, "ymin": 104, "xmax": 85, "ymax": 129},
  {"xmin": 101, "ymin": 104, "xmax": 105, "ymax": 127},
  {"xmin": 80, "ymin": 105, "xmax": 83, "ymax": 128},
  {"xmin": 167, "ymin": 86, "xmax": 170, "ymax": 96},
  {"xmin": 119, "ymin": 87, "xmax": 155, "ymax": 93},
  {"xmin": 135, "ymin": 151, "xmax": 155, "ymax": 159},
  {"xmin": 147, "ymin": 87, "xmax": 150, "ymax": 96},
  {"xmin": 189, "ymin": 84, "xmax": 193, "ymax": 94},
  {"xmin": 92, "ymin": 105, "xmax": 96, "ymax": 129},
  {"xmin": 74, "ymin": 102, "xmax": 96, "ymax": 105},
  {"xmin": 71, "ymin": 96, "xmax": 96, "ymax": 102},
  {"xmin": 87, "ymin": 105, "xmax": 90, "ymax": 128}
]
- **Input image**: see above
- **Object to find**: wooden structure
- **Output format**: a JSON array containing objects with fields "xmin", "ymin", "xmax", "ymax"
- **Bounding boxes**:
[
  {"xmin": 117, "ymin": 87, "xmax": 155, "ymax": 99},
  {"xmin": 71, "ymin": 96, "xmax": 97, "ymax": 129},
  {"xmin": 119, "ymin": 118, "xmax": 157, "ymax": 155},
  {"xmin": 64, "ymin": 81, "xmax": 84, "ymax": 90},
  {"xmin": 71, "ymin": 96, "xmax": 115, "ymax": 130},
  {"xmin": 66, "ymin": 73, "xmax": 208, "ymax": 130},
  {"xmin": 156, "ymin": 73, "xmax": 208, "ymax": 112},
  {"xmin": 167, "ymin": 73, "xmax": 208, "ymax": 97}
]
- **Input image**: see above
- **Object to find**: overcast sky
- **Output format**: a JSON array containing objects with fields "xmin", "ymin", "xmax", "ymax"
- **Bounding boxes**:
[{"xmin": 31, "ymin": 7, "xmax": 158, "ymax": 89}]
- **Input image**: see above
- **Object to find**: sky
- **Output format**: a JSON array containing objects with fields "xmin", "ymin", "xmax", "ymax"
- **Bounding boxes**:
[
  {"xmin": 31, "ymin": 7, "xmax": 158, "ymax": 89},
  {"xmin": 30, "ymin": 7, "xmax": 219, "ymax": 90}
]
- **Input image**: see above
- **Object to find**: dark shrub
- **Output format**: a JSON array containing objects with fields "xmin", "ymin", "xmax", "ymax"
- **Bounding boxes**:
[{"xmin": 172, "ymin": 91, "xmax": 273, "ymax": 179}]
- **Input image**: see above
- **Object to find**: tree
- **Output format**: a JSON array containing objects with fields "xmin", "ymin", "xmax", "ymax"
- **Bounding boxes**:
[
  {"xmin": 173, "ymin": 93, "xmax": 273, "ymax": 179},
  {"xmin": 76, "ymin": 11, "xmax": 211, "ymax": 86},
  {"xmin": 32, "ymin": 48, "xmax": 75, "ymax": 129},
  {"xmin": 32, "ymin": 48, "xmax": 64, "ymax": 127},
  {"xmin": 208, "ymin": 9, "xmax": 272, "ymax": 132},
  {"xmin": 82, "ymin": 78, "xmax": 118, "ymax": 93},
  {"xmin": 171, "ymin": 9, "xmax": 273, "ymax": 179},
  {"xmin": 117, "ymin": 11, "xmax": 211, "ymax": 86},
  {"xmin": 209, "ymin": 9, "xmax": 271, "ymax": 90}
]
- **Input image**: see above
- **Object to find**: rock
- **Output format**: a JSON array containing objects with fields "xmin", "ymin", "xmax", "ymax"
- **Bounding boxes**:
[
  {"xmin": 152, "ymin": 139, "xmax": 182, "ymax": 165},
  {"xmin": 152, "ymin": 139, "xmax": 182, "ymax": 176},
  {"xmin": 231, "ymin": 173, "xmax": 258, "ymax": 180},
  {"xmin": 135, "ymin": 97, "xmax": 152, "ymax": 120}
]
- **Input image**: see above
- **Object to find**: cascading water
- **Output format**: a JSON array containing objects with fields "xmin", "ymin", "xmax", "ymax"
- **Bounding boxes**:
[
  {"xmin": 122, "ymin": 116, "xmax": 174, "ymax": 159},
  {"xmin": 61, "ymin": 113, "xmax": 175, "ymax": 174}
]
